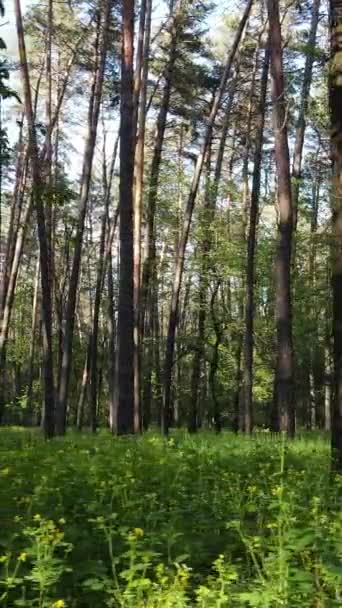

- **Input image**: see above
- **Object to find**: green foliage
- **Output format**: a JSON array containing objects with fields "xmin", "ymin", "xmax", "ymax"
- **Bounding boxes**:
[{"xmin": 0, "ymin": 430, "xmax": 341, "ymax": 607}]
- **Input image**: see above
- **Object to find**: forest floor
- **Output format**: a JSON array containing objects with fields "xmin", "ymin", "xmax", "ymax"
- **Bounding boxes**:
[{"xmin": 0, "ymin": 429, "xmax": 341, "ymax": 607}]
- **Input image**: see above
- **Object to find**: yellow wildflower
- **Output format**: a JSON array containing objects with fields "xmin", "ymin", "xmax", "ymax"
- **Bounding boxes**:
[
  {"xmin": 18, "ymin": 552, "xmax": 27, "ymax": 562},
  {"xmin": 52, "ymin": 600, "xmax": 66, "ymax": 608},
  {"xmin": 133, "ymin": 527, "xmax": 144, "ymax": 537}
]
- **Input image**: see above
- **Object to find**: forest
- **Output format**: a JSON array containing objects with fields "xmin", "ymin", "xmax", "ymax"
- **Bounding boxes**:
[{"xmin": 0, "ymin": 0, "xmax": 341, "ymax": 605}]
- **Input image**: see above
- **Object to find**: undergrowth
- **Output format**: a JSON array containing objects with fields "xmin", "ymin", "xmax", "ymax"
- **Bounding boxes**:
[{"xmin": 0, "ymin": 429, "xmax": 341, "ymax": 606}]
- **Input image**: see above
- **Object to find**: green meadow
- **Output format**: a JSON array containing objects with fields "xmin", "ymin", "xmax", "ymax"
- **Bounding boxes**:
[{"xmin": 0, "ymin": 429, "xmax": 341, "ymax": 607}]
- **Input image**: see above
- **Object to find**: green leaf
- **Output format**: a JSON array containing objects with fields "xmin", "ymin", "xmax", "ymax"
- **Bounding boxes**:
[{"xmin": 82, "ymin": 577, "xmax": 106, "ymax": 591}]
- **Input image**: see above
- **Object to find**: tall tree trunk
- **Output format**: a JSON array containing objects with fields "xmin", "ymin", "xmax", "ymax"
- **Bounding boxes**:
[
  {"xmin": 267, "ymin": 0, "xmax": 295, "ymax": 437},
  {"xmin": 88, "ymin": 130, "xmax": 118, "ymax": 433},
  {"xmin": 117, "ymin": 0, "xmax": 135, "ymax": 434},
  {"xmin": 242, "ymin": 44, "xmax": 270, "ymax": 434},
  {"xmin": 27, "ymin": 257, "xmax": 40, "ymax": 414},
  {"xmin": 162, "ymin": 0, "xmax": 253, "ymax": 435},
  {"xmin": 45, "ymin": 0, "xmax": 53, "ymax": 280},
  {"xmin": 153, "ymin": 278, "xmax": 163, "ymax": 425},
  {"xmin": 56, "ymin": 1, "xmax": 110, "ymax": 434},
  {"xmin": 133, "ymin": 0, "xmax": 152, "ymax": 432},
  {"xmin": 139, "ymin": 3, "xmax": 184, "ymax": 427},
  {"xmin": 325, "ymin": 324, "xmax": 332, "ymax": 432},
  {"xmin": 107, "ymin": 249, "xmax": 117, "ymax": 432},
  {"xmin": 188, "ymin": 154, "xmax": 211, "ymax": 433},
  {"xmin": 330, "ymin": 0, "xmax": 342, "ymax": 470},
  {"xmin": 209, "ymin": 281, "xmax": 223, "ymax": 432},
  {"xmin": 14, "ymin": 0, "xmax": 55, "ymax": 438},
  {"xmin": 232, "ymin": 41, "xmax": 261, "ymax": 433},
  {"xmin": 89, "ymin": 203, "xmax": 108, "ymax": 432},
  {"xmin": 0, "ymin": 97, "xmax": 2, "ymax": 251},
  {"xmin": 291, "ymin": 0, "xmax": 321, "ymax": 421},
  {"xmin": 76, "ymin": 339, "xmax": 91, "ymax": 430},
  {"xmin": 142, "ymin": 305, "xmax": 153, "ymax": 429},
  {"xmin": 308, "ymin": 160, "xmax": 321, "ymax": 428}
]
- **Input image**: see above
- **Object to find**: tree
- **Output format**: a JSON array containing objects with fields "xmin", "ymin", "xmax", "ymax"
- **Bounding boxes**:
[
  {"xmin": 330, "ymin": 0, "xmax": 342, "ymax": 470},
  {"xmin": 242, "ymin": 42, "xmax": 270, "ymax": 434},
  {"xmin": 56, "ymin": 0, "xmax": 111, "ymax": 435},
  {"xmin": 140, "ymin": 0, "xmax": 191, "ymax": 416},
  {"xmin": 133, "ymin": 0, "xmax": 153, "ymax": 432},
  {"xmin": 117, "ymin": 0, "xmax": 135, "ymax": 434},
  {"xmin": 14, "ymin": 0, "xmax": 55, "ymax": 438},
  {"xmin": 162, "ymin": 0, "xmax": 253, "ymax": 435},
  {"xmin": 267, "ymin": 0, "xmax": 295, "ymax": 436}
]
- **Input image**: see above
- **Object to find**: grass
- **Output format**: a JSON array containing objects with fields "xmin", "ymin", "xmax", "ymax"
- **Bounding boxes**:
[{"xmin": 0, "ymin": 428, "xmax": 341, "ymax": 606}]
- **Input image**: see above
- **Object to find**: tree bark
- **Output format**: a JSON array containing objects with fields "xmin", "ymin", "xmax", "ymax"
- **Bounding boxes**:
[
  {"xmin": 107, "ymin": 249, "xmax": 118, "ymax": 432},
  {"xmin": 89, "ymin": 186, "xmax": 108, "ymax": 432},
  {"xmin": 27, "ymin": 257, "xmax": 40, "ymax": 415},
  {"xmin": 267, "ymin": 0, "xmax": 295, "ymax": 436},
  {"xmin": 76, "ymin": 339, "xmax": 91, "ymax": 430},
  {"xmin": 325, "ymin": 323, "xmax": 332, "ymax": 432},
  {"xmin": 209, "ymin": 281, "xmax": 223, "ymax": 432},
  {"xmin": 117, "ymin": 0, "xmax": 135, "ymax": 434},
  {"xmin": 308, "ymin": 158, "xmax": 321, "ymax": 429},
  {"xmin": 133, "ymin": 0, "xmax": 152, "ymax": 432},
  {"xmin": 330, "ymin": 0, "xmax": 342, "ymax": 470},
  {"xmin": 45, "ymin": 0, "xmax": 53, "ymax": 271}
]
